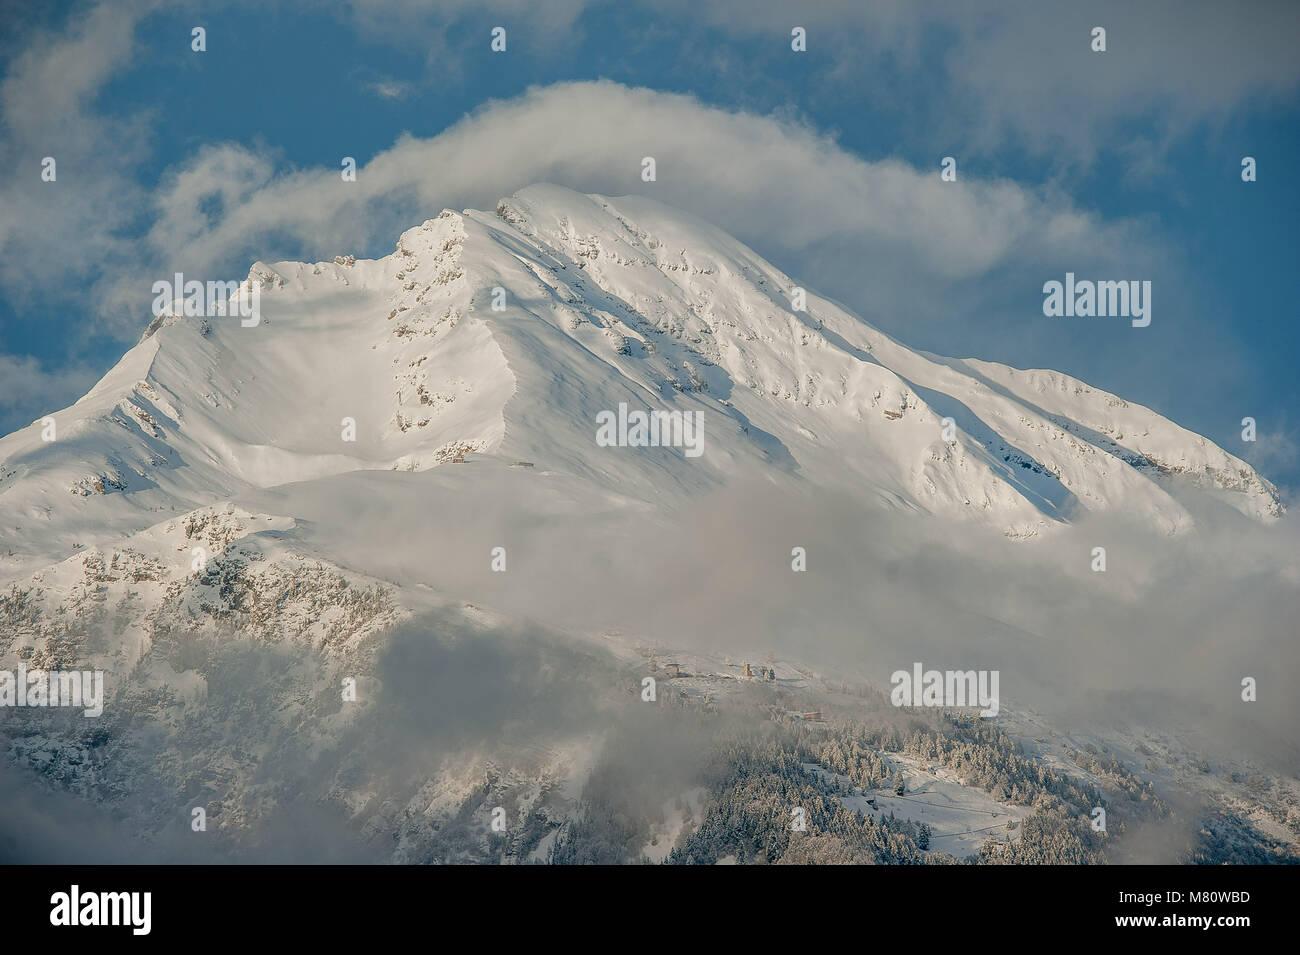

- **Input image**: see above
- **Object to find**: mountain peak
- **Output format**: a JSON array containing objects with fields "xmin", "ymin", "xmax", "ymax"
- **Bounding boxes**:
[{"xmin": 0, "ymin": 187, "xmax": 1282, "ymax": 576}]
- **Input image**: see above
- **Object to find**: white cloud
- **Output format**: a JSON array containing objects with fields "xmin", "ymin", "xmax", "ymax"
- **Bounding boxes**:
[
  {"xmin": 0, "ymin": 353, "xmax": 98, "ymax": 429},
  {"xmin": 111, "ymin": 80, "xmax": 1158, "ymax": 328},
  {"xmin": 0, "ymin": 0, "xmax": 158, "ymax": 141},
  {"xmin": 0, "ymin": 0, "xmax": 160, "ymax": 304},
  {"xmin": 940, "ymin": 0, "xmax": 1300, "ymax": 158},
  {"xmin": 366, "ymin": 79, "xmax": 411, "ymax": 100},
  {"xmin": 652, "ymin": 0, "xmax": 1300, "ymax": 161}
]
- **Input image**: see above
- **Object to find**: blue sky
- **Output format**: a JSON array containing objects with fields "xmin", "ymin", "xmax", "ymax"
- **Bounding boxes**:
[{"xmin": 2, "ymin": 0, "xmax": 1298, "ymax": 493}]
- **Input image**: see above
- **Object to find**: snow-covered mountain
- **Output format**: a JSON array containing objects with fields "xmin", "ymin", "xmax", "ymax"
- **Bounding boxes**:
[
  {"xmin": 1, "ymin": 185, "xmax": 1293, "ymax": 863},
  {"xmin": 0, "ymin": 184, "xmax": 1282, "ymax": 577}
]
